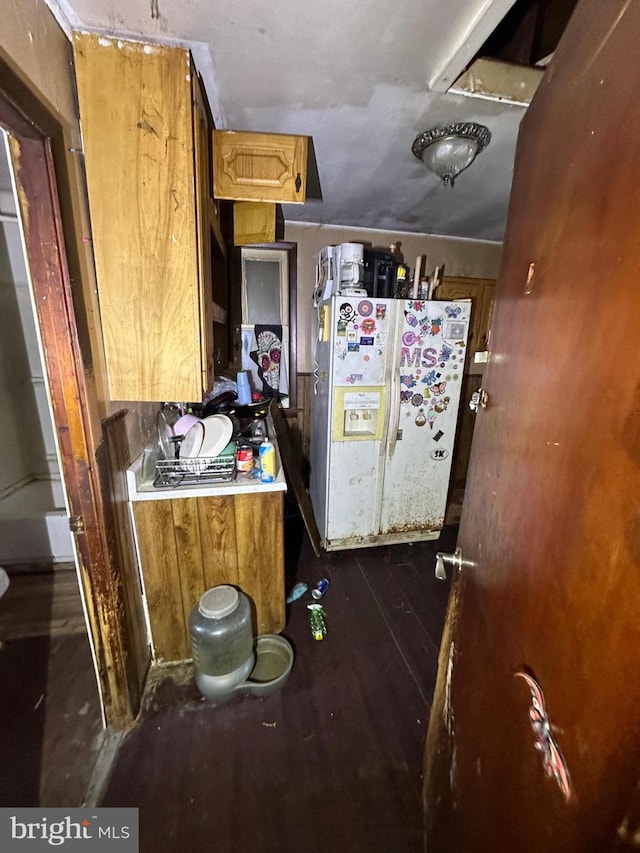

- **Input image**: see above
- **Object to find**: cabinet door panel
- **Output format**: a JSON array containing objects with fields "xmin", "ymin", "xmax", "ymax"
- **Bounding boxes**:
[
  {"xmin": 74, "ymin": 34, "xmax": 202, "ymax": 401},
  {"xmin": 134, "ymin": 492, "xmax": 284, "ymax": 663},
  {"xmin": 213, "ymin": 130, "xmax": 308, "ymax": 203},
  {"xmin": 172, "ymin": 498, "xmax": 206, "ymax": 634},
  {"xmin": 198, "ymin": 496, "xmax": 239, "ymax": 588},
  {"xmin": 133, "ymin": 501, "xmax": 188, "ymax": 661},
  {"xmin": 235, "ymin": 492, "xmax": 285, "ymax": 635}
]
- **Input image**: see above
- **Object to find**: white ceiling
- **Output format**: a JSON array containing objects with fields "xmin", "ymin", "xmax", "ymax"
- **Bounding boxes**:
[{"xmin": 51, "ymin": 0, "xmax": 530, "ymax": 242}]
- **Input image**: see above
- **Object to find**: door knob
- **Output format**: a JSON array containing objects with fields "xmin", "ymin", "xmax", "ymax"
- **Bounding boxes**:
[
  {"xmin": 469, "ymin": 388, "xmax": 489, "ymax": 412},
  {"xmin": 434, "ymin": 547, "xmax": 470, "ymax": 580}
]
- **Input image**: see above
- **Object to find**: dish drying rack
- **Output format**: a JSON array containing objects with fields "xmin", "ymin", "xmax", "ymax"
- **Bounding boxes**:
[{"xmin": 154, "ymin": 452, "xmax": 237, "ymax": 487}]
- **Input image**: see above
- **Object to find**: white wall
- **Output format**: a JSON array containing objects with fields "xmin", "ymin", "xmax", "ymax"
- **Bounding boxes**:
[
  {"xmin": 0, "ymin": 179, "xmax": 60, "ymax": 500},
  {"xmin": 0, "ymin": 0, "xmax": 159, "ymax": 459},
  {"xmin": 285, "ymin": 221, "xmax": 503, "ymax": 374}
]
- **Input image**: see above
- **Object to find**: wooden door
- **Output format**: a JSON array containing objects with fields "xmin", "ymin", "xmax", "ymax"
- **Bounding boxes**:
[
  {"xmin": 424, "ymin": 1, "xmax": 640, "ymax": 850},
  {"xmin": 437, "ymin": 277, "xmax": 494, "ymax": 369},
  {"xmin": 1, "ymin": 56, "xmax": 150, "ymax": 730},
  {"xmin": 436, "ymin": 277, "xmax": 496, "ymax": 490}
]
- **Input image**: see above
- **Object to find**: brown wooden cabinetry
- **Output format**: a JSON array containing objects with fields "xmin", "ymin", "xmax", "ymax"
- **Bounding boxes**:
[
  {"xmin": 213, "ymin": 130, "xmax": 308, "ymax": 204},
  {"xmin": 233, "ymin": 201, "xmax": 277, "ymax": 246},
  {"xmin": 73, "ymin": 33, "xmax": 226, "ymax": 401},
  {"xmin": 132, "ymin": 492, "xmax": 285, "ymax": 662},
  {"xmin": 437, "ymin": 276, "xmax": 495, "ymax": 371},
  {"xmin": 437, "ymin": 277, "xmax": 496, "ymax": 489}
]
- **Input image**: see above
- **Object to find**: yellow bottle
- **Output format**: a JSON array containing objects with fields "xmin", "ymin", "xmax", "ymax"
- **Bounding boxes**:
[{"xmin": 259, "ymin": 438, "xmax": 275, "ymax": 483}]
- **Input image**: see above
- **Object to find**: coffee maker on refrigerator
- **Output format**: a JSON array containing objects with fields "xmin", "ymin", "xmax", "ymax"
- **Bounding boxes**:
[
  {"xmin": 314, "ymin": 243, "xmax": 366, "ymax": 304},
  {"xmin": 332, "ymin": 243, "xmax": 365, "ymax": 295}
]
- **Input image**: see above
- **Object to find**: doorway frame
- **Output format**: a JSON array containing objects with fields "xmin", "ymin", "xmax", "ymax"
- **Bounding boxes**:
[{"xmin": 0, "ymin": 57, "xmax": 145, "ymax": 730}]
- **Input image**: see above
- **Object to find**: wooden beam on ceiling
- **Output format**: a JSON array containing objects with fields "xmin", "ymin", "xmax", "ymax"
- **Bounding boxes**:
[
  {"xmin": 429, "ymin": 0, "xmax": 519, "ymax": 93},
  {"xmin": 450, "ymin": 57, "xmax": 544, "ymax": 105}
]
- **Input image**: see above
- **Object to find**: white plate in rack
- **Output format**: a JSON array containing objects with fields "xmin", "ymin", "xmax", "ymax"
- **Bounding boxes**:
[
  {"xmin": 199, "ymin": 414, "xmax": 233, "ymax": 458},
  {"xmin": 180, "ymin": 421, "xmax": 205, "ymax": 459}
]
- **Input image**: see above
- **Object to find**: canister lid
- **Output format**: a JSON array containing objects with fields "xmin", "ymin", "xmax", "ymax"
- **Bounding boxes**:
[{"xmin": 199, "ymin": 585, "xmax": 239, "ymax": 619}]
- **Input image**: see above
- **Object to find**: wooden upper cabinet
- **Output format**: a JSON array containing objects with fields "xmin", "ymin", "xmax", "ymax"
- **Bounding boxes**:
[
  {"xmin": 213, "ymin": 130, "xmax": 308, "ymax": 204},
  {"xmin": 73, "ymin": 33, "xmax": 220, "ymax": 401},
  {"xmin": 437, "ymin": 277, "xmax": 496, "ymax": 373},
  {"xmin": 192, "ymin": 72, "xmax": 215, "ymax": 394}
]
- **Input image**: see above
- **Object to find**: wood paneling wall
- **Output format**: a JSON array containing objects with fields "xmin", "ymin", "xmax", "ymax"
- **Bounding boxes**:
[
  {"xmin": 133, "ymin": 492, "xmax": 285, "ymax": 662},
  {"xmin": 287, "ymin": 373, "xmax": 312, "ymax": 483}
]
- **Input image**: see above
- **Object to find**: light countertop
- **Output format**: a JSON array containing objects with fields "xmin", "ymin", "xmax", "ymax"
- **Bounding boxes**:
[{"xmin": 127, "ymin": 428, "xmax": 287, "ymax": 502}]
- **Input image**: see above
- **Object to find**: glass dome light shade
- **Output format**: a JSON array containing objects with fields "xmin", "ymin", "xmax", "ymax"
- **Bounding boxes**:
[
  {"xmin": 420, "ymin": 136, "xmax": 479, "ymax": 186},
  {"xmin": 412, "ymin": 123, "xmax": 491, "ymax": 187}
]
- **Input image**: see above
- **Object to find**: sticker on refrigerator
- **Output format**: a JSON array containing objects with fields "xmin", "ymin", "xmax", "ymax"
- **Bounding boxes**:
[
  {"xmin": 444, "ymin": 320, "xmax": 468, "ymax": 341},
  {"xmin": 433, "ymin": 430, "xmax": 444, "ymax": 442},
  {"xmin": 337, "ymin": 320, "xmax": 347, "ymax": 336},
  {"xmin": 339, "ymin": 302, "xmax": 356, "ymax": 323},
  {"xmin": 360, "ymin": 318, "xmax": 376, "ymax": 334},
  {"xmin": 432, "ymin": 397, "xmax": 450, "ymax": 413},
  {"xmin": 376, "ymin": 304, "xmax": 386, "ymax": 319},
  {"xmin": 431, "ymin": 448, "xmax": 449, "ymax": 461},
  {"xmin": 426, "ymin": 316, "xmax": 443, "ymax": 336},
  {"xmin": 360, "ymin": 336, "xmax": 374, "ymax": 346},
  {"xmin": 358, "ymin": 300, "xmax": 373, "ymax": 317},
  {"xmin": 403, "ymin": 331, "xmax": 419, "ymax": 346},
  {"xmin": 438, "ymin": 343, "xmax": 454, "ymax": 363},
  {"xmin": 347, "ymin": 330, "xmax": 357, "ymax": 342},
  {"xmin": 400, "ymin": 346, "xmax": 438, "ymax": 369},
  {"xmin": 347, "ymin": 342, "xmax": 360, "ymax": 353}
]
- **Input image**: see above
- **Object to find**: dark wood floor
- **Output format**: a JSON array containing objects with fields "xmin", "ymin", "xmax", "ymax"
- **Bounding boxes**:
[
  {"xmin": 101, "ymin": 515, "xmax": 456, "ymax": 853},
  {"xmin": 0, "ymin": 569, "xmax": 104, "ymax": 806}
]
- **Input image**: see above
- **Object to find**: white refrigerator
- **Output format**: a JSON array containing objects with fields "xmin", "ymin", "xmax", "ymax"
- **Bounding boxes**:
[{"xmin": 309, "ymin": 295, "xmax": 470, "ymax": 551}]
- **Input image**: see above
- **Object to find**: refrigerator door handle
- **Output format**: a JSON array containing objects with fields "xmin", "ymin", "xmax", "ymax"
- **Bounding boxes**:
[{"xmin": 388, "ymin": 365, "xmax": 401, "ymax": 458}]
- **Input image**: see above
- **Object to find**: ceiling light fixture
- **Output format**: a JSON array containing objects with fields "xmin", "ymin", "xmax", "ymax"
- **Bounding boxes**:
[{"xmin": 412, "ymin": 122, "xmax": 491, "ymax": 187}]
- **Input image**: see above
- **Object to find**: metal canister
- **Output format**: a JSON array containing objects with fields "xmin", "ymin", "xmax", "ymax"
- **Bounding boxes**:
[
  {"xmin": 311, "ymin": 578, "xmax": 329, "ymax": 600},
  {"xmin": 236, "ymin": 447, "xmax": 253, "ymax": 473}
]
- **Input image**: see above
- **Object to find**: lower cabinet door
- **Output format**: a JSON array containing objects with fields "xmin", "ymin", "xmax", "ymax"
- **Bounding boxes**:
[{"xmin": 133, "ymin": 492, "xmax": 284, "ymax": 662}]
